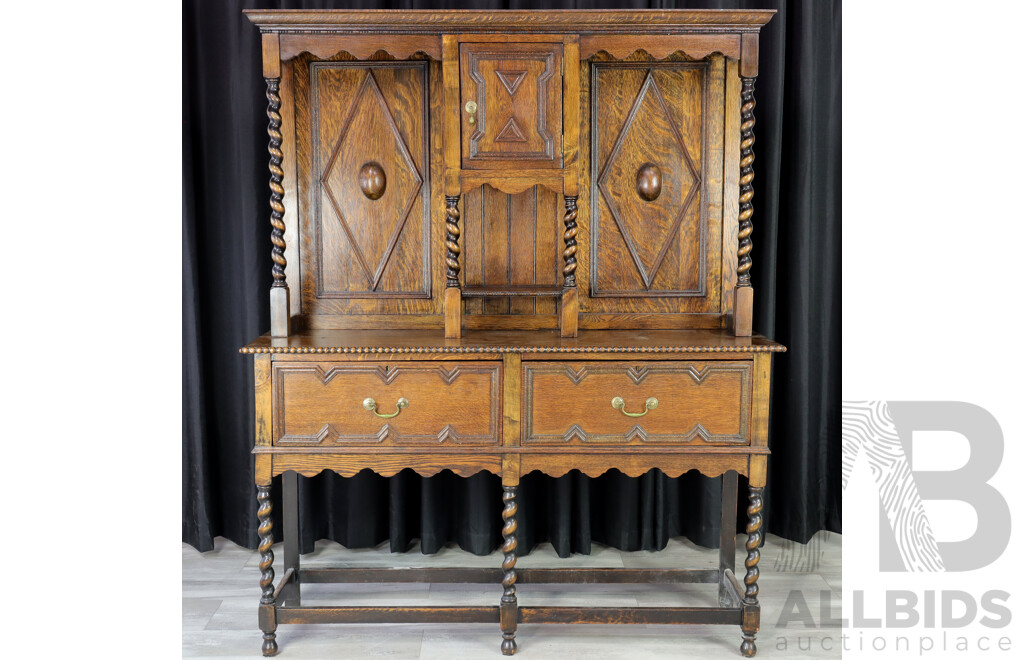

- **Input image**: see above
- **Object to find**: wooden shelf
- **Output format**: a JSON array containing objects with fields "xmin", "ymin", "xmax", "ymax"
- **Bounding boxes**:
[
  {"xmin": 462, "ymin": 285, "xmax": 563, "ymax": 298},
  {"xmin": 241, "ymin": 328, "xmax": 786, "ymax": 354}
]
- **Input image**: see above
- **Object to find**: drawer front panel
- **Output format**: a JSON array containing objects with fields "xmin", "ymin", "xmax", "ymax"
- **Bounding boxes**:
[
  {"xmin": 524, "ymin": 361, "xmax": 750, "ymax": 445},
  {"xmin": 273, "ymin": 361, "xmax": 501, "ymax": 445}
]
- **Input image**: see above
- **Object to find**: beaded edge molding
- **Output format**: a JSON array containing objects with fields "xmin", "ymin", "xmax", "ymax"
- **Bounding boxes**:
[{"xmin": 240, "ymin": 344, "xmax": 786, "ymax": 354}]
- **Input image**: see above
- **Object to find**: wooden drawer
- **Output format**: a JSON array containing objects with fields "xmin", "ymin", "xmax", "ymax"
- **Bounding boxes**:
[
  {"xmin": 523, "ymin": 361, "xmax": 751, "ymax": 445},
  {"xmin": 272, "ymin": 361, "xmax": 501, "ymax": 446}
]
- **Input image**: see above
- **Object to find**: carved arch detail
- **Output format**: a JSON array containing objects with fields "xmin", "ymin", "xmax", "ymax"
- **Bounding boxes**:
[{"xmin": 280, "ymin": 35, "xmax": 442, "ymax": 61}]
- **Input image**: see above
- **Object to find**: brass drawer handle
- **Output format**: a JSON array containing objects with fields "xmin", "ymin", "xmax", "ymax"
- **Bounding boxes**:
[
  {"xmin": 363, "ymin": 397, "xmax": 409, "ymax": 419},
  {"xmin": 611, "ymin": 396, "xmax": 658, "ymax": 418}
]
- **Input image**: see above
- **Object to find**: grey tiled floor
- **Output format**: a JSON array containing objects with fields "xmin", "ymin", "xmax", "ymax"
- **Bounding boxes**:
[{"xmin": 184, "ymin": 531, "xmax": 840, "ymax": 659}]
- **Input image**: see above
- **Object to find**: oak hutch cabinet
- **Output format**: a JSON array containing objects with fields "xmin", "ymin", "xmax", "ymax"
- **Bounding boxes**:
[{"xmin": 240, "ymin": 8, "xmax": 783, "ymax": 657}]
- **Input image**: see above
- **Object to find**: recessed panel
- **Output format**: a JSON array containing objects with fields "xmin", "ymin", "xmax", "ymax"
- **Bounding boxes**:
[
  {"xmin": 589, "ymin": 62, "xmax": 721, "ymax": 311},
  {"xmin": 310, "ymin": 62, "xmax": 430, "ymax": 300}
]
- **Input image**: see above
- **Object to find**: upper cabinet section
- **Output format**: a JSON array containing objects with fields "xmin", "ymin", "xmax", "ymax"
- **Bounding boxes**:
[
  {"xmin": 459, "ymin": 43, "xmax": 563, "ymax": 170},
  {"xmin": 247, "ymin": 10, "xmax": 775, "ymax": 334}
]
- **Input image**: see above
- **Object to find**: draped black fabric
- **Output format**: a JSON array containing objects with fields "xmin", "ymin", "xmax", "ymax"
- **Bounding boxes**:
[{"xmin": 183, "ymin": 0, "xmax": 841, "ymax": 554}]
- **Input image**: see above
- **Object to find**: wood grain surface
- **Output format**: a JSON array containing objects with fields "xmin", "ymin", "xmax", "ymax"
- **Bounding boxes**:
[
  {"xmin": 241, "ymin": 328, "xmax": 785, "ymax": 354},
  {"xmin": 244, "ymin": 9, "xmax": 777, "ymax": 33},
  {"xmin": 524, "ymin": 361, "xmax": 750, "ymax": 445},
  {"xmin": 272, "ymin": 361, "xmax": 501, "ymax": 445},
  {"xmin": 241, "ymin": 11, "xmax": 779, "ymax": 655},
  {"xmin": 460, "ymin": 42, "xmax": 563, "ymax": 169}
]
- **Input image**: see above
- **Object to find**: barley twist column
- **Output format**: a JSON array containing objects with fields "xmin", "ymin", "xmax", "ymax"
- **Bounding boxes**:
[
  {"xmin": 737, "ymin": 78, "xmax": 755, "ymax": 288},
  {"xmin": 266, "ymin": 77, "xmax": 289, "ymax": 337},
  {"xmin": 562, "ymin": 196, "xmax": 579, "ymax": 288},
  {"xmin": 444, "ymin": 194, "xmax": 463, "ymax": 338},
  {"xmin": 500, "ymin": 485, "xmax": 519, "ymax": 655},
  {"xmin": 445, "ymin": 195, "xmax": 462, "ymax": 288},
  {"xmin": 257, "ymin": 484, "xmax": 278, "ymax": 656},
  {"xmin": 267, "ymin": 79, "xmax": 286, "ymax": 287},
  {"xmin": 741, "ymin": 485, "xmax": 764, "ymax": 657}
]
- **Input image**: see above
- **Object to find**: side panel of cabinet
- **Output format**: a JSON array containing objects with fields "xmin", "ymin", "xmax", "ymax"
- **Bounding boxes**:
[
  {"xmin": 460, "ymin": 43, "xmax": 563, "ymax": 169},
  {"xmin": 295, "ymin": 58, "xmax": 441, "ymax": 317},
  {"xmin": 585, "ymin": 59, "xmax": 725, "ymax": 315}
]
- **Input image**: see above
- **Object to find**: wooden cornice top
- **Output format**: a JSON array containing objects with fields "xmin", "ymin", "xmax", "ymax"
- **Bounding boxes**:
[
  {"xmin": 240, "ymin": 329, "xmax": 786, "ymax": 355},
  {"xmin": 243, "ymin": 9, "xmax": 776, "ymax": 34}
]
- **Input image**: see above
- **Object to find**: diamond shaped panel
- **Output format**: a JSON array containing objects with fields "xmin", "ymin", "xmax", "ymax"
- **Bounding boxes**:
[
  {"xmin": 597, "ymin": 71, "xmax": 701, "ymax": 289},
  {"xmin": 321, "ymin": 71, "xmax": 422, "ymax": 290}
]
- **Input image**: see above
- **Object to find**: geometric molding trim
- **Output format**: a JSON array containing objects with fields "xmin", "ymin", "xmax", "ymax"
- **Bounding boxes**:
[
  {"xmin": 373, "ymin": 365, "xmax": 401, "ymax": 384},
  {"xmin": 563, "ymin": 366, "xmax": 589, "ymax": 385},
  {"xmin": 563, "ymin": 424, "xmax": 588, "ymax": 443},
  {"xmin": 685, "ymin": 364, "xmax": 715, "ymax": 384},
  {"xmin": 275, "ymin": 423, "xmax": 334, "ymax": 446},
  {"xmin": 437, "ymin": 425, "xmax": 462, "ymax": 443},
  {"xmin": 623, "ymin": 425, "xmax": 649, "ymax": 443},
  {"xmin": 625, "ymin": 366, "xmax": 650, "ymax": 384},
  {"xmin": 495, "ymin": 70, "xmax": 527, "ymax": 96},
  {"xmin": 436, "ymin": 367, "xmax": 462, "ymax": 385},
  {"xmin": 495, "ymin": 117, "xmax": 528, "ymax": 143},
  {"xmin": 277, "ymin": 422, "xmax": 396, "ymax": 445}
]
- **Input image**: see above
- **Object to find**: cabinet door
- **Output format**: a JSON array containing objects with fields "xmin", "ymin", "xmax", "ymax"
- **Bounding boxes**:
[
  {"xmin": 589, "ymin": 61, "xmax": 723, "ymax": 313},
  {"xmin": 460, "ymin": 43, "xmax": 562, "ymax": 169},
  {"xmin": 303, "ymin": 61, "xmax": 431, "ymax": 312}
]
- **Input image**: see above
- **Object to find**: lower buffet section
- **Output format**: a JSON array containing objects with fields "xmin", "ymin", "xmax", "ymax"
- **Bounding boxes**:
[
  {"xmin": 249, "ymin": 346, "xmax": 776, "ymax": 657},
  {"xmin": 252, "ymin": 452, "xmax": 766, "ymax": 658}
]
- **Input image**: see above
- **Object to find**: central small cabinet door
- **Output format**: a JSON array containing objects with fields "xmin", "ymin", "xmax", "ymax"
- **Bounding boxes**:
[
  {"xmin": 272, "ymin": 361, "xmax": 501, "ymax": 446},
  {"xmin": 460, "ymin": 43, "xmax": 563, "ymax": 169}
]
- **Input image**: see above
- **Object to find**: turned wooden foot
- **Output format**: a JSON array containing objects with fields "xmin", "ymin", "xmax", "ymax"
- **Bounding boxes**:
[
  {"xmin": 740, "ymin": 485, "xmax": 763, "ymax": 657},
  {"xmin": 257, "ymin": 484, "xmax": 279, "ymax": 656},
  {"xmin": 500, "ymin": 485, "xmax": 518, "ymax": 655},
  {"xmin": 262, "ymin": 632, "xmax": 279, "ymax": 657}
]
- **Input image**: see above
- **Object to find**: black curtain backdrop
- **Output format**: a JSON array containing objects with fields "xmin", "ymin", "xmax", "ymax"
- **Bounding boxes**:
[{"xmin": 183, "ymin": 0, "xmax": 841, "ymax": 555}]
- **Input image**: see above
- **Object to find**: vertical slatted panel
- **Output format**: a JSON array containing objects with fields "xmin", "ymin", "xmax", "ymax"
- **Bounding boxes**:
[
  {"xmin": 536, "ymin": 187, "xmax": 560, "ymax": 315},
  {"xmin": 463, "ymin": 186, "xmax": 483, "ymax": 314},
  {"xmin": 461, "ymin": 184, "xmax": 563, "ymax": 317},
  {"xmin": 482, "ymin": 186, "xmax": 510, "ymax": 314},
  {"xmin": 509, "ymin": 190, "xmax": 536, "ymax": 314}
]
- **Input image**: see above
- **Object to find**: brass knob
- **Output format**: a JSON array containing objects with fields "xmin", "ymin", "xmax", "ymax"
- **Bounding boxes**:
[
  {"xmin": 636, "ymin": 163, "xmax": 662, "ymax": 202},
  {"xmin": 363, "ymin": 397, "xmax": 409, "ymax": 419},
  {"xmin": 358, "ymin": 162, "xmax": 386, "ymax": 200},
  {"xmin": 611, "ymin": 396, "xmax": 658, "ymax": 417},
  {"xmin": 465, "ymin": 100, "xmax": 478, "ymax": 125}
]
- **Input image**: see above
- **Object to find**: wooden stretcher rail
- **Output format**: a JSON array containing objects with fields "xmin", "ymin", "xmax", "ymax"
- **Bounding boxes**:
[
  {"xmin": 518, "ymin": 606, "xmax": 742, "ymax": 625},
  {"xmin": 276, "ymin": 606, "xmax": 500, "ymax": 625},
  {"xmin": 300, "ymin": 567, "xmax": 721, "ymax": 584}
]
